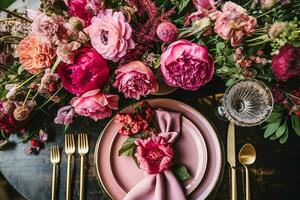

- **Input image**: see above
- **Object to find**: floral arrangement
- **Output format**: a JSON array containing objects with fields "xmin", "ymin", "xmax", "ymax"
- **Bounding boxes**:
[{"xmin": 0, "ymin": 0, "xmax": 300, "ymax": 152}]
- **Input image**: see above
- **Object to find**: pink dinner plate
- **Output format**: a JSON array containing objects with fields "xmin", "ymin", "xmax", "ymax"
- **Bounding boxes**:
[{"xmin": 95, "ymin": 99, "xmax": 223, "ymax": 200}]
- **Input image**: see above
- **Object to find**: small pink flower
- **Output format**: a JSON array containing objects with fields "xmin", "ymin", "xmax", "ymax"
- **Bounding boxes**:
[
  {"xmin": 87, "ymin": 9, "xmax": 135, "ymax": 62},
  {"xmin": 71, "ymin": 89, "xmax": 119, "ymax": 121},
  {"xmin": 160, "ymin": 40, "xmax": 214, "ymax": 90},
  {"xmin": 58, "ymin": 46, "xmax": 109, "ymax": 95},
  {"xmin": 56, "ymin": 41, "xmax": 81, "ymax": 64},
  {"xmin": 135, "ymin": 136, "xmax": 174, "ymax": 174},
  {"xmin": 29, "ymin": 10, "xmax": 67, "ymax": 45},
  {"xmin": 186, "ymin": 0, "xmax": 220, "ymax": 24},
  {"xmin": 54, "ymin": 105, "xmax": 75, "ymax": 125},
  {"xmin": 214, "ymin": 2, "xmax": 257, "ymax": 47},
  {"xmin": 113, "ymin": 61, "xmax": 158, "ymax": 100}
]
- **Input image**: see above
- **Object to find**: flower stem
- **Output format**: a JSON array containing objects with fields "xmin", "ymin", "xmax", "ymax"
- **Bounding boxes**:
[
  {"xmin": 38, "ymin": 86, "xmax": 63, "ymax": 110},
  {"xmin": 17, "ymin": 73, "xmax": 40, "ymax": 89},
  {"xmin": 255, "ymin": 8, "xmax": 276, "ymax": 18},
  {"xmin": 247, "ymin": 39, "xmax": 271, "ymax": 46},
  {"xmin": 0, "ymin": 8, "xmax": 31, "ymax": 23},
  {"xmin": 246, "ymin": 34, "xmax": 268, "ymax": 42},
  {"xmin": 22, "ymin": 89, "xmax": 32, "ymax": 107},
  {"xmin": 51, "ymin": 58, "xmax": 61, "ymax": 73}
]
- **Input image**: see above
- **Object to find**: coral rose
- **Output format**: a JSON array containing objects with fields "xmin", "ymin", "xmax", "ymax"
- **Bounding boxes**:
[
  {"xmin": 214, "ymin": 2, "xmax": 257, "ymax": 47},
  {"xmin": 113, "ymin": 61, "xmax": 158, "ymax": 100},
  {"xmin": 160, "ymin": 39, "xmax": 214, "ymax": 90},
  {"xmin": 135, "ymin": 136, "xmax": 174, "ymax": 174},
  {"xmin": 17, "ymin": 35, "xmax": 56, "ymax": 74},
  {"xmin": 87, "ymin": 9, "xmax": 135, "ymax": 62},
  {"xmin": 272, "ymin": 44, "xmax": 300, "ymax": 81},
  {"xmin": 71, "ymin": 89, "xmax": 119, "ymax": 121},
  {"xmin": 58, "ymin": 46, "xmax": 109, "ymax": 95}
]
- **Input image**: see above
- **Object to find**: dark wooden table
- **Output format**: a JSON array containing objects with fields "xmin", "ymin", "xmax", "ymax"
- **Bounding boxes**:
[{"xmin": 1, "ymin": 78, "xmax": 300, "ymax": 200}]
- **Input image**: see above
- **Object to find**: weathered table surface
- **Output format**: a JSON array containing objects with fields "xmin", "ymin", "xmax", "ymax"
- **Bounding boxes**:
[{"xmin": 1, "ymin": 78, "xmax": 300, "ymax": 200}]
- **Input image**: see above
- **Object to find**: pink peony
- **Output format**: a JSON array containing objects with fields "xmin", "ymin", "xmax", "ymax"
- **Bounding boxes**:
[
  {"xmin": 87, "ymin": 9, "xmax": 135, "ymax": 62},
  {"xmin": 58, "ymin": 46, "xmax": 109, "ymax": 95},
  {"xmin": 160, "ymin": 39, "xmax": 214, "ymax": 90},
  {"xmin": 113, "ymin": 61, "xmax": 158, "ymax": 100},
  {"xmin": 0, "ymin": 102, "xmax": 26, "ymax": 133},
  {"xmin": 71, "ymin": 89, "xmax": 119, "ymax": 121},
  {"xmin": 67, "ymin": 0, "xmax": 104, "ymax": 26},
  {"xmin": 135, "ymin": 136, "xmax": 174, "ymax": 174},
  {"xmin": 17, "ymin": 35, "xmax": 56, "ymax": 74},
  {"xmin": 214, "ymin": 2, "xmax": 257, "ymax": 47},
  {"xmin": 272, "ymin": 44, "xmax": 300, "ymax": 81},
  {"xmin": 29, "ymin": 10, "xmax": 67, "ymax": 45}
]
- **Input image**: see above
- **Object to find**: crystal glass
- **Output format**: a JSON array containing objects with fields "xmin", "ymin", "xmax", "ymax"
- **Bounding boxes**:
[{"xmin": 223, "ymin": 79, "xmax": 274, "ymax": 127}]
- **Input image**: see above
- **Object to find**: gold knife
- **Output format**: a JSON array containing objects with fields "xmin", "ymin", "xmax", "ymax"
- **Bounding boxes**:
[{"xmin": 227, "ymin": 121, "xmax": 237, "ymax": 200}]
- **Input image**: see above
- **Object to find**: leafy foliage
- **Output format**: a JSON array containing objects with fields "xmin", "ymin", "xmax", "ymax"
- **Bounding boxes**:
[{"xmin": 172, "ymin": 164, "xmax": 191, "ymax": 181}]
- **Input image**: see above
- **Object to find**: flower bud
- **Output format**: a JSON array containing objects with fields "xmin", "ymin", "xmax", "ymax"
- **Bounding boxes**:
[
  {"xmin": 156, "ymin": 22, "xmax": 178, "ymax": 43},
  {"xmin": 269, "ymin": 22, "xmax": 288, "ymax": 38},
  {"xmin": 68, "ymin": 17, "xmax": 85, "ymax": 33}
]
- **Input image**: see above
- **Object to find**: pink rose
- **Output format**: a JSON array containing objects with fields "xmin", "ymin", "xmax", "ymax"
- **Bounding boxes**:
[
  {"xmin": 87, "ymin": 9, "xmax": 135, "ymax": 62},
  {"xmin": 58, "ymin": 46, "xmax": 109, "ymax": 95},
  {"xmin": 71, "ymin": 89, "xmax": 119, "ymax": 121},
  {"xmin": 113, "ymin": 61, "xmax": 158, "ymax": 100},
  {"xmin": 67, "ymin": 0, "xmax": 104, "ymax": 26},
  {"xmin": 214, "ymin": 2, "xmax": 257, "ymax": 47},
  {"xmin": 29, "ymin": 10, "xmax": 67, "ymax": 45},
  {"xmin": 272, "ymin": 44, "xmax": 300, "ymax": 81},
  {"xmin": 135, "ymin": 136, "xmax": 174, "ymax": 174},
  {"xmin": 160, "ymin": 39, "xmax": 214, "ymax": 90}
]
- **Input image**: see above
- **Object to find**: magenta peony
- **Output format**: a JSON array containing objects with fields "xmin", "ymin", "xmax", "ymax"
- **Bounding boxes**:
[
  {"xmin": 71, "ymin": 89, "xmax": 119, "ymax": 121},
  {"xmin": 0, "ymin": 102, "xmax": 26, "ymax": 133},
  {"xmin": 113, "ymin": 61, "xmax": 158, "ymax": 100},
  {"xmin": 87, "ymin": 9, "xmax": 135, "ymax": 62},
  {"xmin": 58, "ymin": 46, "xmax": 109, "ymax": 95},
  {"xmin": 156, "ymin": 22, "xmax": 178, "ymax": 43},
  {"xmin": 67, "ymin": 0, "xmax": 104, "ymax": 26},
  {"xmin": 160, "ymin": 39, "xmax": 214, "ymax": 90},
  {"xmin": 271, "ymin": 44, "xmax": 300, "ymax": 81},
  {"xmin": 214, "ymin": 2, "xmax": 257, "ymax": 47},
  {"xmin": 135, "ymin": 136, "xmax": 174, "ymax": 174}
]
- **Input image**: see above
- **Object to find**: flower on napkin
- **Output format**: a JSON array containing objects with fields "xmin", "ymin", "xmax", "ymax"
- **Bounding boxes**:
[
  {"xmin": 58, "ymin": 46, "xmax": 109, "ymax": 95},
  {"xmin": 160, "ymin": 39, "xmax": 214, "ymax": 90},
  {"xmin": 135, "ymin": 136, "xmax": 174, "ymax": 174},
  {"xmin": 113, "ymin": 61, "xmax": 158, "ymax": 100},
  {"xmin": 71, "ymin": 89, "xmax": 119, "ymax": 121}
]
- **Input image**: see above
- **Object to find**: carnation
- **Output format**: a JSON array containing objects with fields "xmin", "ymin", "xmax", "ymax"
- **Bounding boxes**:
[
  {"xmin": 87, "ymin": 9, "xmax": 135, "ymax": 62},
  {"xmin": 271, "ymin": 44, "xmax": 300, "ymax": 81},
  {"xmin": 113, "ymin": 61, "xmax": 158, "ymax": 100},
  {"xmin": 160, "ymin": 40, "xmax": 214, "ymax": 90},
  {"xmin": 17, "ymin": 35, "xmax": 56, "ymax": 74}
]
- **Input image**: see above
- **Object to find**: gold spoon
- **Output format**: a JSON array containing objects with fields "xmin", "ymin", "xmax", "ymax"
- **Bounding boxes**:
[{"xmin": 238, "ymin": 143, "xmax": 256, "ymax": 200}]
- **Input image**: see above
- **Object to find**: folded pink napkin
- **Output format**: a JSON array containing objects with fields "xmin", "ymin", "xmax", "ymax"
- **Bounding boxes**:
[{"xmin": 124, "ymin": 110, "xmax": 186, "ymax": 200}]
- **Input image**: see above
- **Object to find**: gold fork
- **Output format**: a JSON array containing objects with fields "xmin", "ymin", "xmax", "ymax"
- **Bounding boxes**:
[
  {"xmin": 65, "ymin": 134, "xmax": 75, "ymax": 200},
  {"xmin": 78, "ymin": 133, "xmax": 89, "ymax": 200},
  {"xmin": 50, "ymin": 145, "xmax": 60, "ymax": 200}
]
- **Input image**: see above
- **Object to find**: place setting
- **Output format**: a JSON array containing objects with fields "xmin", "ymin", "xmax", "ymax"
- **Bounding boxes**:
[{"xmin": 1, "ymin": 0, "xmax": 300, "ymax": 200}]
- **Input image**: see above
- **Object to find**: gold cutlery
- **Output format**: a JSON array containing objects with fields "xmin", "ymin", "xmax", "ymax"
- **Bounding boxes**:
[
  {"xmin": 227, "ymin": 121, "xmax": 237, "ymax": 200},
  {"xmin": 65, "ymin": 134, "xmax": 75, "ymax": 200},
  {"xmin": 78, "ymin": 133, "xmax": 89, "ymax": 200},
  {"xmin": 238, "ymin": 143, "xmax": 257, "ymax": 200},
  {"xmin": 50, "ymin": 145, "xmax": 60, "ymax": 200}
]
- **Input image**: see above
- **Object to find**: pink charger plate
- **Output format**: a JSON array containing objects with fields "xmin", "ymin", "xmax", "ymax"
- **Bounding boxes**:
[{"xmin": 95, "ymin": 99, "xmax": 223, "ymax": 200}]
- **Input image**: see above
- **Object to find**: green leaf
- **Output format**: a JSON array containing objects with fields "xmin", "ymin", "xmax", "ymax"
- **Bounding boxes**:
[
  {"xmin": 269, "ymin": 134, "xmax": 279, "ymax": 140},
  {"xmin": 172, "ymin": 164, "xmax": 191, "ymax": 181},
  {"xmin": 275, "ymin": 123, "xmax": 286, "ymax": 138},
  {"xmin": 170, "ymin": 0, "xmax": 190, "ymax": 13},
  {"xmin": 279, "ymin": 128, "xmax": 289, "ymax": 144},
  {"xmin": 266, "ymin": 112, "xmax": 282, "ymax": 123},
  {"xmin": 118, "ymin": 137, "xmax": 136, "ymax": 156},
  {"xmin": 291, "ymin": 115, "xmax": 300, "ymax": 136},
  {"xmin": 216, "ymin": 42, "xmax": 225, "ymax": 52},
  {"xmin": 264, "ymin": 121, "xmax": 281, "ymax": 138}
]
